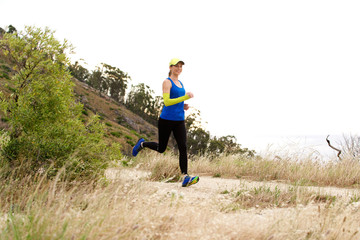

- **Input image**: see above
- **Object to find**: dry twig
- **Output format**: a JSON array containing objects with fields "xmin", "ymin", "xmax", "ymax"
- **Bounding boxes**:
[{"xmin": 326, "ymin": 135, "xmax": 342, "ymax": 160}]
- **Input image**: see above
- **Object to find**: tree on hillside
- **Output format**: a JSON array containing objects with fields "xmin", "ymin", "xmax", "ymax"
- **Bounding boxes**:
[
  {"xmin": 84, "ymin": 63, "xmax": 130, "ymax": 103},
  {"xmin": 188, "ymin": 127, "xmax": 211, "ymax": 155},
  {"xmin": 153, "ymin": 95, "xmax": 163, "ymax": 119},
  {"xmin": 68, "ymin": 60, "xmax": 90, "ymax": 82},
  {"xmin": 0, "ymin": 25, "xmax": 17, "ymax": 38},
  {"xmin": 208, "ymin": 135, "xmax": 255, "ymax": 157},
  {"xmin": 126, "ymin": 83, "xmax": 161, "ymax": 124},
  {"xmin": 0, "ymin": 26, "xmax": 121, "ymax": 179},
  {"xmin": 185, "ymin": 110, "xmax": 210, "ymax": 155},
  {"xmin": 102, "ymin": 63, "xmax": 130, "ymax": 103},
  {"xmin": 6, "ymin": 25, "xmax": 17, "ymax": 34},
  {"xmin": 88, "ymin": 67, "xmax": 107, "ymax": 95}
]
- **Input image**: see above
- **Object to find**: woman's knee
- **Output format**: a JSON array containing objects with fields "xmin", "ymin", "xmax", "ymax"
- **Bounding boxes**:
[{"xmin": 158, "ymin": 146, "xmax": 167, "ymax": 153}]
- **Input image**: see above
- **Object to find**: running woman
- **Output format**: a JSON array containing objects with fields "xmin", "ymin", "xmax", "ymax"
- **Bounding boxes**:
[{"xmin": 132, "ymin": 58, "xmax": 199, "ymax": 187}]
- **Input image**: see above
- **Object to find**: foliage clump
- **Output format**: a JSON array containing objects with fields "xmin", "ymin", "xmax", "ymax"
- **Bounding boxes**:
[{"xmin": 0, "ymin": 26, "xmax": 122, "ymax": 180}]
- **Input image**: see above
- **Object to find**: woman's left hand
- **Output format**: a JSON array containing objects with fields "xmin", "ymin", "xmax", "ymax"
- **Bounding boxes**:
[{"xmin": 184, "ymin": 104, "xmax": 190, "ymax": 111}]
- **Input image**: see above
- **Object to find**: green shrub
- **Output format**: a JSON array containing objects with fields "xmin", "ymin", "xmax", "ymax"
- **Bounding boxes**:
[
  {"xmin": 0, "ymin": 26, "xmax": 122, "ymax": 180},
  {"xmin": 110, "ymin": 131, "xmax": 122, "ymax": 138},
  {"xmin": 98, "ymin": 113, "xmax": 106, "ymax": 120},
  {"xmin": 131, "ymin": 130, "xmax": 141, "ymax": 138},
  {"xmin": 0, "ymin": 72, "xmax": 9, "ymax": 80},
  {"xmin": 82, "ymin": 109, "xmax": 89, "ymax": 116}
]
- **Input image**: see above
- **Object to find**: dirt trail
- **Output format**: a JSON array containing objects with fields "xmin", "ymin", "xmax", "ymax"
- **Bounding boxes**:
[
  {"xmin": 107, "ymin": 169, "xmax": 360, "ymax": 211},
  {"xmin": 106, "ymin": 168, "xmax": 360, "ymax": 204}
]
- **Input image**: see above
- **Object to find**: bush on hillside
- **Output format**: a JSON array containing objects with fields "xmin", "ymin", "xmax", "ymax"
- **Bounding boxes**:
[{"xmin": 0, "ymin": 26, "xmax": 122, "ymax": 180}]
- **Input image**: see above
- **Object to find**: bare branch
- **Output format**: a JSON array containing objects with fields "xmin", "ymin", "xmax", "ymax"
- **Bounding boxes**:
[{"xmin": 326, "ymin": 135, "xmax": 342, "ymax": 160}]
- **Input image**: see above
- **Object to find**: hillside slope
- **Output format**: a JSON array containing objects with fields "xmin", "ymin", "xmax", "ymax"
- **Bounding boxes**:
[
  {"xmin": 73, "ymin": 79, "xmax": 159, "ymax": 155},
  {"xmin": 0, "ymin": 55, "xmax": 159, "ymax": 156}
]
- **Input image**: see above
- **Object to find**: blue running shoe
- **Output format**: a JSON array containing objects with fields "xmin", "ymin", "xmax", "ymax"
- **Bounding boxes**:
[
  {"xmin": 132, "ymin": 138, "xmax": 145, "ymax": 156},
  {"xmin": 182, "ymin": 175, "xmax": 199, "ymax": 187}
]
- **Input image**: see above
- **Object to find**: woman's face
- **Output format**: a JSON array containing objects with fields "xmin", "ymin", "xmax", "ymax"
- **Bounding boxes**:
[{"xmin": 170, "ymin": 63, "xmax": 183, "ymax": 75}]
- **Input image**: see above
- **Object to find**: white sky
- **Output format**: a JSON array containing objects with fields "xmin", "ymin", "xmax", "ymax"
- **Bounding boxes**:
[{"xmin": 2, "ymin": 0, "xmax": 360, "ymax": 159}]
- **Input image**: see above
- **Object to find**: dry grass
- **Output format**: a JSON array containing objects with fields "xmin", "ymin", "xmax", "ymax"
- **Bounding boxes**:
[
  {"xmin": 2, "ymin": 151, "xmax": 360, "ymax": 239},
  {"xmin": 142, "ymin": 152, "xmax": 360, "ymax": 188},
  {"xmin": 220, "ymin": 185, "xmax": 336, "ymax": 211},
  {"xmin": 135, "ymin": 152, "xmax": 183, "ymax": 182},
  {"xmin": 1, "ymin": 165, "xmax": 360, "ymax": 239}
]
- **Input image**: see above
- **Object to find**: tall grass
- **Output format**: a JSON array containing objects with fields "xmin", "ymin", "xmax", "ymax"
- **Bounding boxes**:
[
  {"xmin": 136, "ymin": 151, "xmax": 360, "ymax": 188},
  {"xmin": 0, "ymin": 166, "xmax": 149, "ymax": 239},
  {"xmin": 136, "ymin": 152, "xmax": 182, "ymax": 181}
]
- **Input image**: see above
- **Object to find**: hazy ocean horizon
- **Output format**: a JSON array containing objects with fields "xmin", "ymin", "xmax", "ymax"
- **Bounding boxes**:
[{"xmin": 239, "ymin": 134, "xmax": 346, "ymax": 161}]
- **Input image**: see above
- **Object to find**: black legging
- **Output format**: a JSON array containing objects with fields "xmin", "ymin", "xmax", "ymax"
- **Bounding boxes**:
[{"xmin": 143, "ymin": 118, "xmax": 188, "ymax": 174}]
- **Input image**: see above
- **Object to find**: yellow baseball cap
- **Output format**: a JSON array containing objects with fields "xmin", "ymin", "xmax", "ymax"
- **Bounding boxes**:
[{"xmin": 169, "ymin": 58, "xmax": 185, "ymax": 66}]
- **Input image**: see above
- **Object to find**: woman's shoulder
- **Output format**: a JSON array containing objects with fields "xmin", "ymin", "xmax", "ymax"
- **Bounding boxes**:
[{"xmin": 163, "ymin": 78, "xmax": 172, "ymax": 85}]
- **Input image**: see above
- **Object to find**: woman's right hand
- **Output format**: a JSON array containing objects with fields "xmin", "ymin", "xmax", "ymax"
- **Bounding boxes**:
[{"xmin": 186, "ymin": 92, "xmax": 194, "ymax": 98}]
